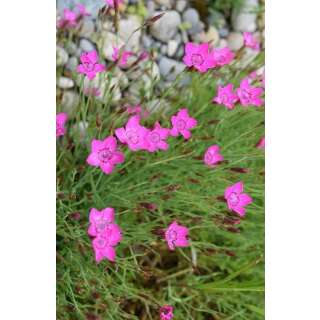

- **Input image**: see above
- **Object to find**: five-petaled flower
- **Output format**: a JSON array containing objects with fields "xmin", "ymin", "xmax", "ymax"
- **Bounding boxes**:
[
  {"xmin": 237, "ymin": 78, "xmax": 264, "ymax": 107},
  {"xmin": 146, "ymin": 122, "xmax": 170, "ymax": 152},
  {"xmin": 224, "ymin": 182, "xmax": 253, "ymax": 217},
  {"xmin": 165, "ymin": 221, "xmax": 189, "ymax": 250},
  {"xmin": 87, "ymin": 136, "xmax": 125, "ymax": 175},
  {"xmin": 183, "ymin": 42, "xmax": 215, "ymax": 73},
  {"xmin": 160, "ymin": 305, "xmax": 174, "ymax": 320},
  {"xmin": 88, "ymin": 208, "xmax": 115, "ymax": 237},
  {"xmin": 204, "ymin": 145, "xmax": 224, "ymax": 167},
  {"xmin": 213, "ymin": 84, "xmax": 239, "ymax": 110},
  {"xmin": 170, "ymin": 108, "xmax": 197, "ymax": 140},
  {"xmin": 112, "ymin": 47, "xmax": 134, "ymax": 67},
  {"xmin": 210, "ymin": 47, "xmax": 234, "ymax": 67},
  {"xmin": 243, "ymin": 32, "xmax": 260, "ymax": 51},
  {"xmin": 56, "ymin": 113, "xmax": 68, "ymax": 137},
  {"xmin": 115, "ymin": 115, "xmax": 149, "ymax": 151},
  {"xmin": 92, "ymin": 223, "xmax": 122, "ymax": 263},
  {"xmin": 77, "ymin": 51, "xmax": 105, "ymax": 80}
]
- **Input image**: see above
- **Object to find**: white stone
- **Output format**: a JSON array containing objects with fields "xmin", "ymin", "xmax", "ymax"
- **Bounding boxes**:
[
  {"xmin": 167, "ymin": 40, "xmax": 179, "ymax": 57},
  {"xmin": 61, "ymin": 91, "xmax": 79, "ymax": 114},
  {"xmin": 57, "ymin": 77, "xmax": 74, "ymax": 89},
  {"xmin": 56, "ymin": 46, "xmax": 69, "ymax": 67},
  {"xmin": 232, "ymin": 0, "xmax": 258, "ymax": 32},
  {"xmin": 118, "ymin": 16, "xmax": 141, "ymax": 51},
  {"xmin": 227, "ymin": 32, "xmax": 244, "ymax": 51}
]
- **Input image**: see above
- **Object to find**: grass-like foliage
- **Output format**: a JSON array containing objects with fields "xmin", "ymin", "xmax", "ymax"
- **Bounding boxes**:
[{"xmin": 57, "ymin": 39, "xmax": 264, "ymax": 318}]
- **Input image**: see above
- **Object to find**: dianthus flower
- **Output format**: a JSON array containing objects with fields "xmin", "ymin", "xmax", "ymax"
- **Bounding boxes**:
[
  {"xmin": 115, "ymin": 115, "xmax": 149, "ymax": 151},
  {"xmin": 213, "ymin": 84, "xmax": 238, "ymax": 110},
  {"xmin": 77, "ymin": 51, "xmax": 105, "ymax": 80},
  {"xmin": 87, "ymin": 136, "xmax": 125, "ymax": 175},
  {"xmin": 165, "ymin": 221, "xmax": 189, "ymax": 250},
  {"xmin": 112, "ymin": 47, "xmax": 134, "ymax": 67},
  {"xmin": 106, "ymin": 0, "xmax": 124, "ymax": 8},
  {"xmin": 57, "ymin": 8, "xmax": 77, "ymax": 29},
  {"xmin": 204, "ymin": 145, "xmax": 224, "ymax": 167},
  {"xmin": 183, "ymin": 42, "xmax": 215, "ymax": 73},
  {"xmin": 170, "ymin": 108, "xmax": 197, "ymax": 140},
  {"xmin": 88, "ymin": 208, "xmax": 115, "ymax": 237},
  {"xmin": 224, "ymin": 182, "xmax": 253, "ymax": 217},
  {"xmin": 256, "ymin": 137, "xmax": 265, "ymax": 149},
  {"xmin": 209, "ymin": 47, "xmax": 234, "ymax": 67},
  {"xmin": 160, "ymin": 305, "xmax": 174, "ymax": 320},
  {"xmin": 237, "ymin": 78, "xmax": 264, "ymax": 107},
  {"xmin": 146, "ymin": 122, "xmax": 170, "ymax": 152}
]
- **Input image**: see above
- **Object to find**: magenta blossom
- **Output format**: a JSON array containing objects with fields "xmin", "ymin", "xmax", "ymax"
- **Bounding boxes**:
[
  {"xmin": 170, "ymin": 108, "xmax": 197, "ymax": 140},
  {"xmin": 106, "ymin": 0, "xmax": 124, "ymax": 8},
  {"xmin": 146, "ymin": 122, "xmax": 170, "ymax": 153},
  {"xmin": 243, "ymin": 32, "xmax": 260, "ymax": 51},
  {"xmin": 204, "ymin": 145, "xmax": 224, "ymax": 167},
  {"xmin": 160, "ymin": 305, "xmax": 174, "ymax": 320},
  {"xmin": 87, "ymin": 136, "xmax": 125, "ymax": 175},
  {"xmin": 56, "ymin": 113, "xmax": 68, "ymax": 137},
  {"xmin": 77, "ymin": 51, "xmax": 105, "ymax": 80},
  {"xmin": 112, "ymin": 47, "xmax": 134, "ymax": 67},
  {"xmin": 183, "ymin": 42, "xmax": 215, "ymax": 73},
  {"xmin": 237, "ymin": 78, "xmax": 264, "ymax": 107},
  {"xmin": 92, "ymin": 223, "xmax": 122, "ymax": 263},
  {"xmin": 213, "ymin": 84, "xmax": 239, "ymax": 110},
  {"xmin": 165, "ymin": 221, "xmax": 189, "ymax": 251},
  {"xmin": 224, "ymin": 182, "xmax": 253, "ymax": 217},
  {"xmin": 115, "ymin": 115, "xmax": 149, "ymax": 151},
  {"xmin": 88, "ymin": 208, "xmax": 115, "ymax": 237},
  {"xmin": 57, "ymin": 8, "xmax": 77, "ymax": 29},
  {"xmin": 76, "ymin": 3, "xmax": 91, "ymax": 17},
  {"xmin": 256, "ymin": 137, "xmax": 265, "ymax": 149},
  {"xmin": 210, "ymin": 47, "xmax": 234, "ymax": 67}
]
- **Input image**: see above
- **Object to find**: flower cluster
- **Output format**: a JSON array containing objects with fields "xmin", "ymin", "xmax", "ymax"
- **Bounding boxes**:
[
  {"xmin": 88, "ymin": 208, "xmax": 122, "ymax": 263},
  {"xmin": 183, "ymin": 42, "xmax": 234, "ymax": 73},
  {"xmin": 213, "ymin": 77, "xmax": 264, "ymax": 109}
]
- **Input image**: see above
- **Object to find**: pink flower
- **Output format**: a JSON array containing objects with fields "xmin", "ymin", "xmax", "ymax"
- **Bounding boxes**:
[
  {"xmin": 210, "ymin": 47, "xmax": 234, "ymax": 67},
  {"xmin": 88, "ymin": 208, "xmax": 115, "ymax": 237},
  {"xmin": 76, "ymin": 4, "xmax": 91, "ymax": 17},
  {"xmin": 256, "ymin": 137, "xmax": 265, "ymax": 149},
  {"xmin": 146, "ymin": 122, "xmax": 170, "ymax": 152},
  {"xmin": 126, "ymin": 105, "xmax": 142, "ymax": 115},
  {"xmin": 165, "ymin": 221, "xmax": 189, "ymax": 251},
  {"xmin": 183, "ymin": 42, "xmax": 215, "ymax": 73},
  {"xmin": 213, "ymin": 84, "xmax": 239, "ymax": 110},
  {"xmin": 87, "ymin": 136, "xmax": 125, "ymax": 175},
  {"xmin": 112, "ymin": 47, "xmax": 134, "ymax": 67},
  {"xmin": 77, "ymin": 51, "xmax": 105, "ymax": 80},
  {"xmin": 160, "ymin": 305, "xmax": 174, "ymax": 320},
  {"xmin": 204, "ymin": 145, "xmax": 224, "ymax": 167},
  {"xmin": 243, "ymin": 32, "xmax": 260, "ymax": 51},
  {"xmin": 138, "ymin": 51, "xmax": 149, "ymax": 61},
  {"xmin": 92, "ymin": 223, "xmax": 122, "ymax": 263},
  {"xmin": 57, "ymin": 9, "xmax": 77, "ymax": 29},
  {"xmin": 115, "ymin": 115, "xmax": 149, "ymax": 151},
  {"xmin": 237, "ymin": 78, "xmax": 264, "ymax": 107},
  {"xmin": 105, "ymin": 0, "xmax": 124, "ymax": 8},
  {"xmin": 170, "ymin": 108, "xmax": 197, "ymax": 140},
  {"xmin": 56, "ymin": 113, "xmax": 68, "ymax": 137},
  {"xmin": 224, "ymin": 182, "xmax": 253, "ymax": 217}
]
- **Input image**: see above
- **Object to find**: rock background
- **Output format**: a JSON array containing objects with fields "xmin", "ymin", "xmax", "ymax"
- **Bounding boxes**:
[{"xmin": 57, "ymin": 0, "xmax": 265, "ymax": 111}]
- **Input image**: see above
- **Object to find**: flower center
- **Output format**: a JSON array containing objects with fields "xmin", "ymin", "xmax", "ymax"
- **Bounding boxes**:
[
  {"xmin": 95, "ymin": 237, "xmax": 107, "ymax": 249},
  {"xmin": 191, "ymin": 53, "xmax": 204, "ymax": 65},
  {"xmin": 126, "ymin": 129, "xmax": 139, "ymax": 144},
  {"xmin": 241, "ymin": 89, "xmax": 252, "ymax": 102},
  {"xmin": 168, "ymin": 230, "xmax": 178, "ymax": 241},
  {"xmin": 176, "ymin": 119, "xmax": 186, "ymax": 130},
  {"xmin": 85, "ymin": 62, "xmax": 95, "ymax": 71},
  {"xmin": 98, "ymin": 148, "xmax": 113, "ymax": 163},
  {"xmin": 150, "ymin": 132, "xmax": 160, "ymax": 143},
  {"xmin": 96, "ymin": 218, "xmax": 108, "ymax": 232},
  {"xmin": 229, "ymin": 192, "xmax": 239, "ymax": 205}
]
